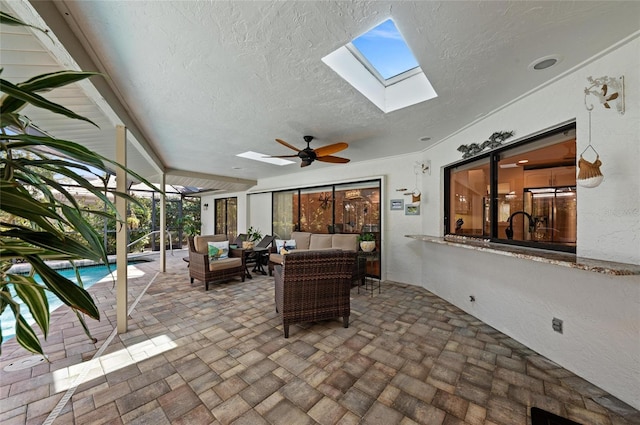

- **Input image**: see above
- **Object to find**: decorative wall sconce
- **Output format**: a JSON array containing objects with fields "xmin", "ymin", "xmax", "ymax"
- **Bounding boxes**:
[
  {"xmin": 584, "ymin": 76, "xmax": 625, "ymax": 114},
  {"xmin": 416, "ymin": 160, "xmax": 431, "ymax": 175},
  {"xmin": 203, "ymin": 203, "xmax": 209, "ymax": 210}
]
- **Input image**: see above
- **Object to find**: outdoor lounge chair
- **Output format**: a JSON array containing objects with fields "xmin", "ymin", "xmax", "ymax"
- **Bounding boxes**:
[
  {"xmin": 274, "ymin": 250, "xmax": 355, "ymax": 338},
  {"xmin": 188, "ymin": 235, "xmax": 245, "ymax": 290}
]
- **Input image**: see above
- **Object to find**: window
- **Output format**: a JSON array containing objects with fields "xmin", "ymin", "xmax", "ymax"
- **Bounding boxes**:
[
  {"xmin": 322, "ymin": 19, "xmax": 437, "ymax": 113},
  {"xmin": 299, "ymin": 186, "xmax": 334, "ymax": 233},
  {"xmin": 445, "ymin": 124, "xmax": 576, "ymax": 253},
  {"xmin": 350, "ymin": 19, "xmax": 420, "ymax": 82},
  {"xmin": 215, "ymin": 197, "xmax": 237, "ymax": 241},
  {"xmin": 272, "ymin": 179, "xmax": 382, "ymax": 277},
  {"xmin": 272, "ymin": 190, "xmax": 297, "ymax": 239}
]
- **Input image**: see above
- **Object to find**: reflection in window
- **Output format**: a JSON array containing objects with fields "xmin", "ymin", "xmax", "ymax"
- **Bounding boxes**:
[
  {"xmin": 271, "ymin": 179, "xmax": 382, "ymax": 277},
  {"xmin": 272, "ymin": 180, "xmax": 380, "ymax": 237},
  {"xmin": 272, "ymin": 190, "xmax": 296, "ymax": 239},
  {"xmin": 445, "ymin": 124, "xmax": 576, "ymax": 253},
  {"xmin": 335, "ymin": 182, "xmax": 380, "ymax": 234},
  {"xmin": 215, "ymin": 197, "xmax": 237, "ymax": 241},
  {"xmin": 299, "ymin": 186, "xmax": 333, "ymax": 233},
  {"xmin": 448, "ymin": 159, "xmax": 490, "ymax": 236}
]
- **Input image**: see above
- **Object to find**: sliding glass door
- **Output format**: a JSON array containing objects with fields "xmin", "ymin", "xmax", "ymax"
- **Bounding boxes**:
[{"xmin": 215, "ymin": 197, "xmax": 237, "ymax": 241}]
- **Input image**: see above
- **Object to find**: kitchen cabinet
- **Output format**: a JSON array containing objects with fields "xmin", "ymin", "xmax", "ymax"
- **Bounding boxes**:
[{"xmin": 524, "ymin": 166, "xmax": 576, "ymax": 188}]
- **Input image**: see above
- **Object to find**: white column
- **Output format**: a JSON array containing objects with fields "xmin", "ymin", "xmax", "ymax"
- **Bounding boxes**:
[
  {"xmin": 115, "ymin": 125, "xmax": 128, "ymax": 333},
  {"xmin": 160, "ymin": 173, "xmax": 166, "ymax": 272}
]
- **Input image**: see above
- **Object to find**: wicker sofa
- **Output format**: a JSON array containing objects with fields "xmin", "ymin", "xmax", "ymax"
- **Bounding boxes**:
[
  {"xmin": 268, "ymin": 232, "xmax": 365, "ymax": 285},
  {"xmin": 274, "ymin": 250, "xmax": 356, "ymax": 338},
  {"xmin": 188, "ymin": 235, "xmax": 245, "ymax": 290}
]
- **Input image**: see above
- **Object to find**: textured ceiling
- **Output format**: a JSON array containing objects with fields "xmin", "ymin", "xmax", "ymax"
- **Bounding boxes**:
[{"xmin": 2, "ymin": 1, "xmax": 639, "ymax": 191}]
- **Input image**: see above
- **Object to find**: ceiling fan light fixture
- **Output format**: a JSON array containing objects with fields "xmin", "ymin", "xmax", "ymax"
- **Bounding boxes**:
[{"xmin": 266, "ymin": 136, "xmax": 350, "ymax": 168}]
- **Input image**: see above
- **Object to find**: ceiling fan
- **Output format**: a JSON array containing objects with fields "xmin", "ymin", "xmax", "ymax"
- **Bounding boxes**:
[{"xmin": 268, "ymin": 136, "xmax": 350, "ymax": 167}]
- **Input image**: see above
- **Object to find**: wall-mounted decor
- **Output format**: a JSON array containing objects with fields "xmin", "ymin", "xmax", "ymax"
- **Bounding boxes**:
[
  {"xmin": 405, "ymin": 205, "xmax": 420, "ymax": 216},
  {"xmin": 577, "ymin": 75, "xmax": 623, "ymax": 188},
  {"xmin": 417, "ymin": 160, "xmax": 431, "ymax": 175},
  {"xmin": 390, "ymin": 199, "xmax": 404, "ymax": 210},
  {"xmin": 404, "ymin": 163, "xmax": 422, "ymax": 204},
  {"xmin": 584, "ymin": 75, "xmax": 624, "ymax": 114},
  {"xmin": 457, "ymin": 131, "xmax": 514, "ymax": 159}
]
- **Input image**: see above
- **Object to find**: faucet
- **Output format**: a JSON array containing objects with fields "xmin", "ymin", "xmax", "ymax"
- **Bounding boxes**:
[{"xmin": 505, "ymin": 211, "xmax": 536, "ymax": 239}]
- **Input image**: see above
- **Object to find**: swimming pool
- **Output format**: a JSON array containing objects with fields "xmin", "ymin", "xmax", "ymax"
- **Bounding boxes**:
[{"xmin": 1, "ymin": 263, "xmax": 120, "ymax": 343}]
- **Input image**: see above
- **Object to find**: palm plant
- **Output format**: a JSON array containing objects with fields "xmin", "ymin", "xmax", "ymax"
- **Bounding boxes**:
[
  {"xmin": 247, "ymin": 226, "xmax": 263, "ymax": 243},
  {"xmin": 0, "ymin": 11, "xmax": 159, "ymax": 356}
]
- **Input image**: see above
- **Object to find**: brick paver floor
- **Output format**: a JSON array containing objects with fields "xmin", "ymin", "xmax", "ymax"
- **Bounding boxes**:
[{"xmin": 1, "ymin": 250, "xmax": 638, "ymax": 424}]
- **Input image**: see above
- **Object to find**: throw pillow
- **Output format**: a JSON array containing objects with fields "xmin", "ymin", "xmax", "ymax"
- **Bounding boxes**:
[
  {"xmin": 208, "ymin": 241, "xmax": 229, "ymax": 263},
  {"xmin": 275, "ymin": 239, "xmax": 297, "ymax": 252}
]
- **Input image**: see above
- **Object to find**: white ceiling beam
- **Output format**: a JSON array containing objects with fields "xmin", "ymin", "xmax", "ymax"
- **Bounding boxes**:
[{"xmin": 165, "ymin": 168, "xmax": 257, "ymax": 187}]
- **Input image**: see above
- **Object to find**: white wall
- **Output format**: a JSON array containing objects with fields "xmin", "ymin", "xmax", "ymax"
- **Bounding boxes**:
[
  {"xmin": 422, "ymin": 242, "xmax": 640, "ymax": 410},
  {"xmin": 247, "ymin": 192, "xmax": 272, "ymax": 238},
  {"xmin": 200, "ymin": 191, "xmax": 248, "ymax": 235},
  {"xmin": 417, "ymin": 36, "xmax": 640, "ymax": 409}
]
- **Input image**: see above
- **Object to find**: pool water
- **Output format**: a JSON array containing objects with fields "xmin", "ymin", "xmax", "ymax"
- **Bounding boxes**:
[{"xmin": 1, "ymin": 264, "xmax": 118, "ymax": 343}]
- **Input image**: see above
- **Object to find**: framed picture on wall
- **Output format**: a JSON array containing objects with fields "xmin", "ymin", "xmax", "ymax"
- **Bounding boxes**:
[
  {"xmin": 390, "ymin": 199, "xmax": 404, "ymax": 210},
  {"xmin": 405, "ymin": 204, "xmax": 420, "ymax": 216}
]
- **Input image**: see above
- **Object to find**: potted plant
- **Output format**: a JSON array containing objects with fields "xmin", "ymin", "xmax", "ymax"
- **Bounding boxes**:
[
  {"xmin": 0, "ymin": 11, "xmax": 160, "ymax": 356},
  {"xmin": 243, "ymin": 226, "xmax": 262, "ymax": 249},
  {"xmin": 359, "ymin": 233, "xmax": 376, "ymax": 252}
]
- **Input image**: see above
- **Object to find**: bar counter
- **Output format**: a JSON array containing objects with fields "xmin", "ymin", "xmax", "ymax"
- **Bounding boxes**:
[{"xmin": 405, "ymin": 234, "xmax": 640, "ymax": 276}]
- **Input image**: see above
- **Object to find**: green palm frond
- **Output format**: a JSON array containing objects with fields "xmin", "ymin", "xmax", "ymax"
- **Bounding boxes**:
[{"xmin": 0, "ymin": 11, "xmax": 162, "ymax": 356}]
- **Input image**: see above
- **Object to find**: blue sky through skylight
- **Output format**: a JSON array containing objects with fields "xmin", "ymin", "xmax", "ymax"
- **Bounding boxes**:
[{"xmin": 352, "ymin": 19, "xmax": 419, "ymax": 80}]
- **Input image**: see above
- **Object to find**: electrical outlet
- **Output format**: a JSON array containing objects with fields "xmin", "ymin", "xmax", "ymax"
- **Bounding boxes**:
[{"xmin": 552, "ymin": 317, "xmax": 563, "ymax": 334}]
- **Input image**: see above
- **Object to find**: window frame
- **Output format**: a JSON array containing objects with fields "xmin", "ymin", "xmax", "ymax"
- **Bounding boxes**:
[
  {"xmin": 444, "ymin": 122, "xmax": 577, "ymax": 254},
  {"xmin": 271, "ymin": 178, "xmax": 382, "ymax": 278}
]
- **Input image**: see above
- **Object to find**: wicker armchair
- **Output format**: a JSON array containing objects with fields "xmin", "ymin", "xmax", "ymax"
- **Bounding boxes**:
[
  {"xmin": 274, "ymin": 250, "xmax": 356, "ymax": 338},
  {"xmin": 188, "ymin": 235, "xmax": 245, "ymax": 290}
]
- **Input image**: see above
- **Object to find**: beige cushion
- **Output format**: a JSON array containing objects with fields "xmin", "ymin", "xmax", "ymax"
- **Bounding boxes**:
[
  {"xmin": 209, "ymin": 257, "xmax": 242, "ymax": 271},
  {"xmin": 269, "ymin": 253, "xmax": 283, "ymax": 265},
  {"xmin": 309, "ymin": 234, "xmax": 332, "ymax": 249},
  {"xmin": 291, "ymin": 232, "xmax": 312, "ymax": 250},
  {"xmin": 331, "ymin": 234, "xmax": 358, "ymax": 251},
  {"xmin": 269, "ymin": 233, "xmax": 359, "ymax": 267},
  {"xmin": 194, "ymin": 234, "xmax": 227, "ymax": 254}
]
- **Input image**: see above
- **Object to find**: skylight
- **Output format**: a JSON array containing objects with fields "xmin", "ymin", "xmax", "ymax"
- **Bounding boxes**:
[
  {"xmin": 236, "ymin": 151, "xmax": 295, "ymax": 166},
  {"xmin": 350, "ymin": 19, "xmax": 419, "ymax": 81},
  {"xmin": 322, "ymin": 18, "xmax": 437, "ymax": 113}
]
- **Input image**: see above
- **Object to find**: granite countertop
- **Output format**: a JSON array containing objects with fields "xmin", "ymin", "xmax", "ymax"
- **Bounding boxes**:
[{"xmin": 405, "ymin": 234, "xmax": 640, "ymax": 276}]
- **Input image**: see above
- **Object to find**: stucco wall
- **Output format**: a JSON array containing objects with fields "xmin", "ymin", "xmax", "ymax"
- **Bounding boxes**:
[
  {"xmin": 420, "ymin": 242, "xmax": 640, "ymax": 410},
  {"xmin": 417, "ymin": 35, "xmax": 640, "ymax": 409}
]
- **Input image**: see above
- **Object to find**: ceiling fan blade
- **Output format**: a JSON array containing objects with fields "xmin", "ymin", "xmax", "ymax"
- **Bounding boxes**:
[
  {"xmin": 265, "ymin": 154, "xmax": 299, "ymax": 158},
  {"xmin": 317, "ymin": 155, "xmax": 350, "ymax": 164},
  {"xmin": 313, "ymin": 142, "xmax": 348, "ymax": 157},
  {"xmin": 276, "ymin": 138, "xmax": 301, "ymax": 152}
]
